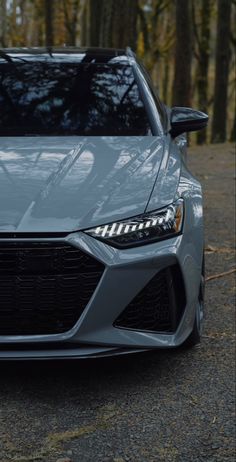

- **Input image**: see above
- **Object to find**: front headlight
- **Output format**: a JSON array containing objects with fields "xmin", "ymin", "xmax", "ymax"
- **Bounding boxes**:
[{"xmin": 84, "ymin": 199, "xmax": 184, "ymax": 248}]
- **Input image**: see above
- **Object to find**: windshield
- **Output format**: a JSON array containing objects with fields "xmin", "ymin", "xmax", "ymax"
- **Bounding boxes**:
[{"xmin": 0, "ymin": 61, "xmax": 152, "ymax": 136}]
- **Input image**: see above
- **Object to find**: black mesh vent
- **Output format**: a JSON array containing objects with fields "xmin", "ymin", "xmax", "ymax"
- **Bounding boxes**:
[
  {"xmin": 0, "ymin": 241, "xmax": 104, "ymax": 335},
  {"xmin": 114, "ymin": 266, "xmax": 185, "ymax": 333}
]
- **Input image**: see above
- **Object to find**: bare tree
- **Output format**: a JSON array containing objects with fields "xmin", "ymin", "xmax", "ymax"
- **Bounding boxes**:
[
  {"xmin": 194, "ymin": 0, "xmax": 211, "ymax": 144},
  {"xmin": 229, "ymin": 1, "xmax": 236, "ymax": 141},
  {"xmin": 44, "ymin": 0, "xmax": 54, "ymax": 46},
  {"xmin": 172, "ymin": 0, "xmax": 192, "ymax": 107},
  {"xmin": 62, "ymin": 0, "xmax": 80, "ymax": 46},
  {"xmin": 99, "ymin": 0, "xmax": 138, "ymax": 50},
  {"xmin": 0, "ymin": 0, "xmax": 7, "ymax": 47},
  {"xmin": 211, "ymin": 0, "xmax": 232, "ymax": 142},
  {"xmin": 89, "ymin": 0, "xmax": 103, "ymax": 46}
]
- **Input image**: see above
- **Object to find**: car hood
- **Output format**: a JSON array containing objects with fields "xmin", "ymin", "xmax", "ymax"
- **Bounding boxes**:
[{"xmin": 0, "ymin": 136, "xmax": 168, "ymax": 233}]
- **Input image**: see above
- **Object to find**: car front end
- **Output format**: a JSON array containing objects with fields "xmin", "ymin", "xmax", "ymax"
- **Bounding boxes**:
[{"xmin": 0, "ymin": 148, "xmax": 203, "ymax": 359}]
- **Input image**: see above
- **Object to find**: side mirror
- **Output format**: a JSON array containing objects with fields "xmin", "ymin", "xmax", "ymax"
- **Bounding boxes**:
[{"xmin": 170, "ymin": 107, "xmax": 208, "ymax": 138}]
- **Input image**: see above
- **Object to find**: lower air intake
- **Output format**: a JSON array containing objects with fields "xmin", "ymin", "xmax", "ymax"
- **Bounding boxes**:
[
  {"xmin": 0, "ymin": 241, "xmax": 104, "ymax": 335},
  {"xmin": 114, "ymin": 266, "xmax": 185, "ymax": 333}
]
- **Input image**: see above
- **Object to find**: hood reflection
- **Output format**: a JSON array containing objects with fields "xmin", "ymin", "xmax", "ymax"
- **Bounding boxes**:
[{"xmin": 0, "ymin": 136, "xmax": 164, "ymax": 233}]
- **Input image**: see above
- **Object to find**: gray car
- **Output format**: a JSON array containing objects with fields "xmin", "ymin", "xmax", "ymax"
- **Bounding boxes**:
[{"xmin": 0, "ymin": 47, "xmax": 208, "ymax": 359}]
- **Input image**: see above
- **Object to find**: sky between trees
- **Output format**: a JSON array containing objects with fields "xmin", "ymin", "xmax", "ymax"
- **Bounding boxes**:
[{"xmin": 0, "ymin": 0, "xmax": 235, "ymax": 143}]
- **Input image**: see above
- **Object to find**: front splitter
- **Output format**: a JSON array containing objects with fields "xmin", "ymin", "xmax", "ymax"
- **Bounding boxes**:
[{"xmin": 0, "ymin": 344, "xmax": 150, "ymax": 360}]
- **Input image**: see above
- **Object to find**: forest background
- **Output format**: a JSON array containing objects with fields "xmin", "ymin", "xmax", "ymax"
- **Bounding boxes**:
[{"xmin": 0, "ymin": 0, "xmax": 235, "ymax": 143}]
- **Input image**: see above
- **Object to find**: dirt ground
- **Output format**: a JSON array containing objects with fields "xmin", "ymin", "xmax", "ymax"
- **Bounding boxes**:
[{"xmin": 0, "ymin": 143, "xmax": 235, "ymax": 462}]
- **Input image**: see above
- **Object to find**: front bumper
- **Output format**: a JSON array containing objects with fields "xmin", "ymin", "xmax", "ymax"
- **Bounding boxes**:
[{"xmin": 0, "ymin": 216, "xmax": 203, "ymax": 359}]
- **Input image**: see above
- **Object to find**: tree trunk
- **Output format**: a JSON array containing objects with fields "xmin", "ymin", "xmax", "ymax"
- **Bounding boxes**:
[
  {"xmin": 162, "ymin": 55, "xmax": 170, "ymax": 104},
  {"xmin": 196, "ymin": 0, "xmax": 211, "ymax": 144},
  {"xmin": 99, "ymin": 0, "xmax": 138, "ymax": 50},
  {"xmin": 44, "ymin": 0, "xmax": 54, "ymax": 46},
  {"xmin": 0, "ymin": 0, "xmax": 7, "ymax": 47},
  {"xmin": 211, "ymin": 0, "xmax": 232, "ymax": 143},
  {"xmin": 62, "ymin": 0, "xmax": 80, "ymax": 46},
  {"xmin": 230, "ymin": 106, "xmax": 236, "ymax": 141},
  {"xmin": 172, "ymin": 0, "xmax": 192, "ymax": 107},
  {"xmin": 88, "ymin": 0, "xmax": 103, "ymax": 46},
  {"xmin": 99, "ymin": 0, "xmax": 113, "ymax": 48},
  {"xmin": 80, "ymin": 2, "xmax": 89, "ymax": 47}
]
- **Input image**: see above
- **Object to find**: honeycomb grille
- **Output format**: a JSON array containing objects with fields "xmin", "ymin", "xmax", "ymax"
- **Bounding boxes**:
[
  {"xmin": 0, "ymin": 241, "xmax": 104, "ymax": 335},
  {"xmin": 114, "ymin": 268, "xmax": 183, "ymax": 333}
]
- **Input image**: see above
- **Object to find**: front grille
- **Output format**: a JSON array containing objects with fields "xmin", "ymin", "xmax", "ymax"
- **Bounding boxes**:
[
  {"xmin": 0, "ymin": 241, "xmax": 104, "ymax": 335},
  {"xmin": 114, "ymin": 266, "xmax": 185, "ymax": 333}
]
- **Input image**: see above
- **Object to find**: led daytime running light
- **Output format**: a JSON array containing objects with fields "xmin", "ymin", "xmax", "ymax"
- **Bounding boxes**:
[{"xmin": 84, "ymin": 199, "xmax": 184, "ymax": 248}]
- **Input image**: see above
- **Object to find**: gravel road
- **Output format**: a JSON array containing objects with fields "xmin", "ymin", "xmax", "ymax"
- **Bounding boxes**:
[{"xmin": 0, "ymin": 143, "xmax": 235, "ymax": 462}]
